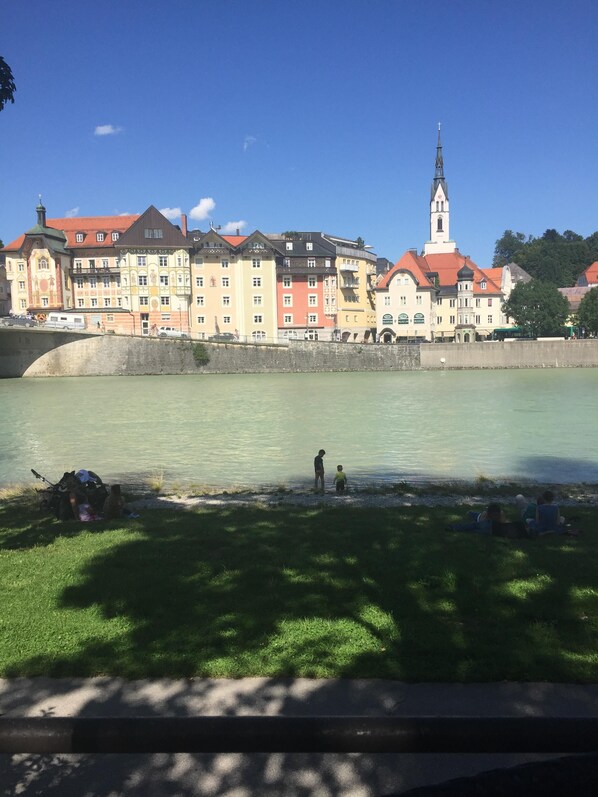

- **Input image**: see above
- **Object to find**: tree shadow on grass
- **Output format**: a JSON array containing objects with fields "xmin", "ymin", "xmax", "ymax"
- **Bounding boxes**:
[{"xmin": 1, "ymin": 503, "xmax": 598, "ymax": 794}]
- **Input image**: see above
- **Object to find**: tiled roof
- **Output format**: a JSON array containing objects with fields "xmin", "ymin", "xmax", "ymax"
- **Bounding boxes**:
[
  {"xmin": 578, "ymin": 261, "xmax": 598, "ymax": 285},
  {"xmin": 1, "ymin": 215, "xmax": 139, "ymax": 252},
  {"xmin": 559, "ymin": 286, "xmax": 591, "ymax": 311},
  {"xmin": 377, "ymin": 249, "xmax": 502, "ymax": 294},
  {"xmin": 221, "ymin": 235, "xmax": 248, "ymax": 247}
]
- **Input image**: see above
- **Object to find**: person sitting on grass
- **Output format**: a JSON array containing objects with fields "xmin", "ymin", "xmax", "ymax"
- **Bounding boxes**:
[
  {"xmin": 102, "ymin": 484, "xmax": 139, "ymax": 520},
  {"xmin": 526, "ymin": 490, "xmax": 567, "ymax": 535},
  {"xmin": 448, "ymin": 502, "xmax": 506, "ymax": 535},
  {"xmin": 334, "ymin": 465, "xmax": 347, "ymax": 493}
]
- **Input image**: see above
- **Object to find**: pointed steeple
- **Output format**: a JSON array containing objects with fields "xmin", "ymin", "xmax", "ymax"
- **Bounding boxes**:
[{"xmin": 431, "ymin": 123, "xmax": 448, "ymax": 200}]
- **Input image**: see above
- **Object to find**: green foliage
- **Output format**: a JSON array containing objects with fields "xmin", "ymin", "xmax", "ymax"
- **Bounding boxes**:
[
  {"xmin": 502, "ymin": 280, "xmax": 570, "ymax": 337},
  {"xmin": 0, "ymin": 56, "xmax": 16, "ymax": 112},
  {"xmin": 282, "ymin": 231, "xmax": 300, "ymax": 240},
  {"xmin": 494, "ymin": 227, "xmax": 598, "ymax": 287},
  {"xmin": 577, "ymin": 287, "xmax": 598, "ymax": 336},
  {"xmin": 192, "ymin": 342, "xmax": 210, "ymax": 366},
  {"xmin": 0, "ymin": 498, "xmax": 596, "ymax": 681}
]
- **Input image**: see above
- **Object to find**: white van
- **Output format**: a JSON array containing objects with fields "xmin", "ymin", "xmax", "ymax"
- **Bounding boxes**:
[{"xmin": 44, "ymin": 312, "xmax": 86, "ymax": 330}]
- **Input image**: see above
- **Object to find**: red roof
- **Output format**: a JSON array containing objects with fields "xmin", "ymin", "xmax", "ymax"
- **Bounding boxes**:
[
  {"xmin": 377, "ymin": 249, "xmax": 502, "ymax": 294},
  {"xmin": 579, "ymin": 261, "xmax": 598, "ymax": 285},
  {"xmin": 1, "ymin": 215, "xmax": 140, "ymax": 252},
  {"xmin": 221, "ymin": 235, "xmax": 248, "ymax": 247}
]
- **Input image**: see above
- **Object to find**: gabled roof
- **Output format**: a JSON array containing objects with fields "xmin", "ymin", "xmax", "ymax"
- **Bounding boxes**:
[
  {"xmin": 559, "ymin": 286, "xmax": 591, "ymax": 311},
  {"xmin": 376, "ymin": 249, "xmax": 502, "ymax": 294},
  {"xmin": 1, "ymin": 214, "xmax": 139, "ymax": 253},
  {"xmin": 578, "ymin": 261, "xmax": 598, "ymax": 286},
  {"xmin": 116, "ymin": 206, "xmax": 188, "ymax": 248},
  {"xmin": 222, "ymin": 235, "xmax": 248, "ymax": 247}
]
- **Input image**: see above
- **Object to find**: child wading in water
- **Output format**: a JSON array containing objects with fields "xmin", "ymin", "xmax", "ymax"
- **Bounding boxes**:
[{"xmin": 334, "ymin": 465, "xmax": 347, "ymax": 493}]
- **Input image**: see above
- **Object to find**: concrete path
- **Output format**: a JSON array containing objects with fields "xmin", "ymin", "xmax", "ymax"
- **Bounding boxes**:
[{"xmin": 2, "ymin": 678, "xmax": 598, "ymax": 795}]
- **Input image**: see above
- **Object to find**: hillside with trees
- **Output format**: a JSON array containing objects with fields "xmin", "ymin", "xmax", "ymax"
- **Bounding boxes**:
[{"xmin": 493, "ymin": 228, "xmax": 598, "ymax": 287}]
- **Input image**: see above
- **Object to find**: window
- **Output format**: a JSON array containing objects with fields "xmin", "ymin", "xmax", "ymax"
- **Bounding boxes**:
[
  {"xmin": 437, "ymin": 297, "xmax": 443, "ymax": 305},
  {"xmin": 416, "ymin": 295, "xmax": 422, "ymax": 305},
  {"xmin": 221, "ymin": 259, "xmax": 229, "ymax": 269},
  {"xmin": 161, "ymin": 313, "xmax": 171, "ymax": 322},
  {"xmin": 137, "ymin": 256, "xmax": 146, "ymax": 268},
  {"xmin": 91, "ymin": 298, "xmax": 98, "ymax": 307},
  {"xmin": 96, "ymin": 232, "xmax": 105, "ymax": 242},
  {"xmin": 488, "ymin": 298, "xmax": 493, "ymax": 306},
  {"xmin": 158, "ymin": 256, "xmax": 168, "ymax": 268},
  {"xmin": 307, "ymin": 276, "xmax": 316, "ymax": 288},
  {"xmin": 138, "ymin": 274, "xmax": 148, "ymax": 286},
  {"xmin": 450, "ymin": 315, "xmax": 455, "ymax": 324},
  {"xmin": 308, "ymin": 314, "xmax": 317, "ymax": 324},
  {"xmin": 284, "ymin": 314, "xmax": 293, "ymax": 324},
  {"xmin": 161, "ymin": 296, "xmax": 170, "ymax": 306},
  {"xmin": 196, "ymin": 296, "xmax": 205, "ymax": 306},
  {"xmin": 158, "ymin": 274, "xmax": 168, "ymax": 287},
  {"xmin": 488, "ymin": 315, "xmax": 493, "ymax": 324},
  {"xmin": 197, "ymin": 315, "xmax": 205, "ymax": 324},
  {"xmin": 308, "ymin": 294, "xmax": 317, "ymax": 306},
  {"xmin": 139, "ymin": 296, "xmax": 149, "ymax": 306},
  {"xmin": 437, "ymin": 316, "xmax": 443, "ymax": 324},
  {"xmin": 18, "ymin": 280, "xmax": 25, "ymax": 290},
  {"xmin": 398, "ymin": 313, "xmax": 408, "ymax": 325},
  {"xmin": 476, "ymin": 298, "xmax": 481, "ymax": 307},
  {"xmin": 144, "ymin": 228, "xmax": 164, "ymax": 238},
  {"xmin": 384, "ymin": 296, "xmax": 391, "ymax": 306},
  {"xmin": 286, "ymin": 242, "xmax": 293, "ymax": 251},
  {"xmin": 88, "ymin": 259, "xmax": 96, "ymax": 269},
  {"xmin": 77, "ymin": 298, "xmax": 84, "ymax": 308},
  {"xmin": 253, "ymin": 314, "xmax": 263, "ymax": 323},
  {"xmin": 400, "ymin": 296, "xmax": 407, "ymax": 306},
  {"xmin": 253, "ymin": 295, "xmax": 263, "ymax": 306},
  {"xmin": 325, "ymin": 259, "xmax": 331, "ymax": 268},
  {"xmin": 307, "ymin": 258, "xmax": 316, "ymax": 268},
  {"xmin": 177, "ymin": 256, "xmax": 182, "ymax": 268},
  {"xmin": 90, "ymin": 277, "xmax": 97, "ymax": 288},
  {"xmin": 283, "ymin": 295, "xmax": 292, "ymax": 306},
  {"xmin": 480, "ymin": 281, "xmax": 487, "ymax": 290},
  {"xmin": 283, "ymin": 257, "xmax": 291, "ymax": 267},
  {"xmin": 41, "ymin": 297, "xmax": 49, "ymax": 307},
  {"xmin": 222, "ymin": 276, "xmax": 229, "ymax": 287},
  {"xmin": 196, "ymin": 276, "xmax": 204, "ymax": 288},
  {"xmin": 382, "ymin": 313, "xmax": 393, "ymax": 325},
  {"xmin": 38, "ymin": 258, "xmax": 48, "ymax": 270},
  {"xmin": 306, "ymin": 242, "xmax": 313, "ymax": 250},
  {"xmin": 117, "ymin": 298, "xmax": 122, "ymax": 306},
  {"xmin": 449, "ymin": 299, "xmax": 456, "ymax": 307},
  {"xmin": 475, "ymin": 314, "xmax": 481, "ymax": 324},
  {"xmin": 221, "ymin": 315, "xmax": 230, "ymax": 324},
  {"xmin": 195, "ymin": 257, "xmax": 204, "ymax": 266},
  {"xmin": 106, "ymin": 314, "xmax": 114, "ymax": 322},
  {"xmin": 437, "ymin": 217, "xmax": 443, "ymax": 232},
  {"xmin": 103, "ymin": 277, "xmax": 110, "ymax": 288},
  {"xmin": 111, "ymin": 232, "xmax": 119, "ymax": 241},
  {"xmin": 19, "ymin": 299, "xmax": 26, "ymax": 309},
  {"xmin": 252, "ymin": 276, "xmax": 262, "ymax": 287},
  {"xmin": 252, "ymin": 258, "xmax": 261, "ymax": 269},
  {"xmin": 222, "ymin": 296, "xmax": 231, "ymax": 306},
  {"xmin": 282, "ymin": 275, "xmax": 292, "ymax": 287},
  {"xmin": 102, "ymin": 259, "xmax": 109, "ymax": 269},
  {"xmin": 76, "ymin": 278, "xmax": 84, "ymax": 288},
  {"xmin": 76, "ymin": 233, "xmax": 84, "ymax": 243},
  {"xmin": 104, "ymin": 298, "xmax": 111, "ymax": 307}
]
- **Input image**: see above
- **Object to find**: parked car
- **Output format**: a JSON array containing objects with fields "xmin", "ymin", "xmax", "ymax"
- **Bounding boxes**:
[
  {"xmin": 1, "ymin": 315, "xmax": 38, "ymax": 328},
  {"xmin": 158, "ymin": 326, "xmax": 189, "ymax": 339},
  {"xmin": 208, "ymin": 333, "xmax": 237, "ymax": 342}
]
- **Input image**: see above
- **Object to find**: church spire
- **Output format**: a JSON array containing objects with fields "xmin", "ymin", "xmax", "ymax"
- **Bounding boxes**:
[
  {"xmin": 431, "ymin": 123, "xmax": 448, "ymax": 200},
  {"xmin": 424, "ymin": 124, "xmax": 456, "ymax": 255}
]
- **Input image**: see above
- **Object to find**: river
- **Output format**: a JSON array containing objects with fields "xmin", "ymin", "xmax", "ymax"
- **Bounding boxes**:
[{"xmin": 2, "ymin": 369, "xmax": 597, "ymax": 490}]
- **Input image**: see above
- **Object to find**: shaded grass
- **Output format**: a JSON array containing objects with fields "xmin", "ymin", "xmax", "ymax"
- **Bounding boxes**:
[{"xmin": 0, "ymin": 495, "xmax": 596, "ymax": 681}]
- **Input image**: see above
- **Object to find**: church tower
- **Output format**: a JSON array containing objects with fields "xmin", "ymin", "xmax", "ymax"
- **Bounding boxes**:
[{"xmin": 424, "ymin": 125, "xmax": 456, "ymax": 255}]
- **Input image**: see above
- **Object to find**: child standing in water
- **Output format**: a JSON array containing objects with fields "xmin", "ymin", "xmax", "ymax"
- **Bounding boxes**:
[{"xmin": 334, "ymin": 465, "xmax": 347, "ymax": 493}]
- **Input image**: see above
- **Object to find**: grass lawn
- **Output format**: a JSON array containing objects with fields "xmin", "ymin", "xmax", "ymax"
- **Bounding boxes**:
[{"xmin": 0, "ymin": 494, "xmax": 596, "ymax": 681}]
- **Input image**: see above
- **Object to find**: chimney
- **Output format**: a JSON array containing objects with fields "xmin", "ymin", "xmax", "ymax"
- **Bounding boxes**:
[
  {"xmin": 181, "ymin": 213, "xmax": 188, "ymax": 237},
  {"xmin": 236, "ymin": 228, "xmax": 240, "ymax": 236}
]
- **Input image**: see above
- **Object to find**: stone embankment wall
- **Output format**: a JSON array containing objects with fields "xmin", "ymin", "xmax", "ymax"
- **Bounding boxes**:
[{"xmin": 1, "ymin": 329, "xmax": 597, "ymax": 378}]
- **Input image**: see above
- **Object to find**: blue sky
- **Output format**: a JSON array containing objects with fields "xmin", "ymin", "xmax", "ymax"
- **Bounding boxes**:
[{"xmin": 1, "ymin": 0, "xmax": 597, "ymax": 266}]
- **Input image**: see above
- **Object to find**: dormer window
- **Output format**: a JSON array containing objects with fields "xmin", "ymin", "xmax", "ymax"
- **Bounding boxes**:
[
  {"xmin": 306, "ymin": 242, "xmax": 313, "ymax": 251},
  {"xmin": 286, "ymin": 242, "xmax": 293, "ymax": 251},
  {"xmin": 480, "ymin": 280, "xmax": 487, "ymax": 290},
  {"xmin": 96, "ymin": 232, "xmax": 105, "ymax": 242},
  {"xmin": 76, "ymin": 233, "xmax": 84, "ymax": 243},
  {"xmin": 111, "ymin": 231, "xmax": 120, "ymax": 241}
]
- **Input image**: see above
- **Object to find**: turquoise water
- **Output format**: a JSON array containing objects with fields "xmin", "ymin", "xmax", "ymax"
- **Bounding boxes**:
[{"xmin": 2, "ymin": 369, "xmax": 597, "ymax": 490}]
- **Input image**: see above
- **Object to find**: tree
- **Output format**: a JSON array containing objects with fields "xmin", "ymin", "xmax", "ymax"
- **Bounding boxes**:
[
  {"xmin": 492, "ymin": 230, "xmax": 527, "ymax": 266},
  {"xmin": 502, "ymin": 280, "xmax": 569, "ymax": 337},
  {"xmin": 0, "ymin": 56, "xmax": 16, "ymax": 112},
  {"xmin": 577, "ymin": 287, "xmax": 598, "ymax": 336}
]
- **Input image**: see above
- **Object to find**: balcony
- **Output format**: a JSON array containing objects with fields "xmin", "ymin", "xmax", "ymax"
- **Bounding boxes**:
[
  {"xmin": 341, "ymin": 279, "xmax": 359, "ymax": 289},
  {"xmin": 174, "ymin": 285, "xmax": 192, "ymax": 296},
  {"xmin": 339, "ymin": 263, "xmax": 359, "ymax": 273},
  {"xmin": 71, "ymin": 265, "xmax": 120, "ymax": 275}
]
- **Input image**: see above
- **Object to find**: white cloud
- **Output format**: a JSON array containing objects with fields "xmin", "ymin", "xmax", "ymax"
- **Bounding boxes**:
[
  {"xmin": 189, "ymin": 197, "xmax": 216, "ymax": 221},
  {"xmin": 160, "ymin": 207, "xmax": 181, "ymax": 221},
  {"xmin": 94, "ymin": 124, "xmax": 123, "ymax": 136},
  {"xmin": 220, "ymin": 220, "xmax": 248, "ymax": 235},
  {"xmin": 65, "ymin": 207, "xmax": 79, "ymax": 218},
  {"xmin": 243, "ymin": 135, "xmax": 257, "ymax": 152}
]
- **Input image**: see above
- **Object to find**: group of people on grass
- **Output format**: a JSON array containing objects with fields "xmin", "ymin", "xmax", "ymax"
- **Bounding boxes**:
[
  {"xmin": 449, "ymin": 489, "xmax": 578, "ymax": 538},
  {"xmin": 64, "ymin": 470, "xmax": 139, "ymax": 522}
]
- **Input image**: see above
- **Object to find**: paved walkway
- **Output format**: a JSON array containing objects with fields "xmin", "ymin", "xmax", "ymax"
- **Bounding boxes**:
[{"xmin": 2, "ymin": 678, "xmax": 598, "ymax": 795}]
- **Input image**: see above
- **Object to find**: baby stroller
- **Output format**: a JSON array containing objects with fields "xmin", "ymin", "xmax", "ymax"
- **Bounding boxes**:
[{"xmin": 33, "ymin": 468, "xmax": 109, "ymax": 521}]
